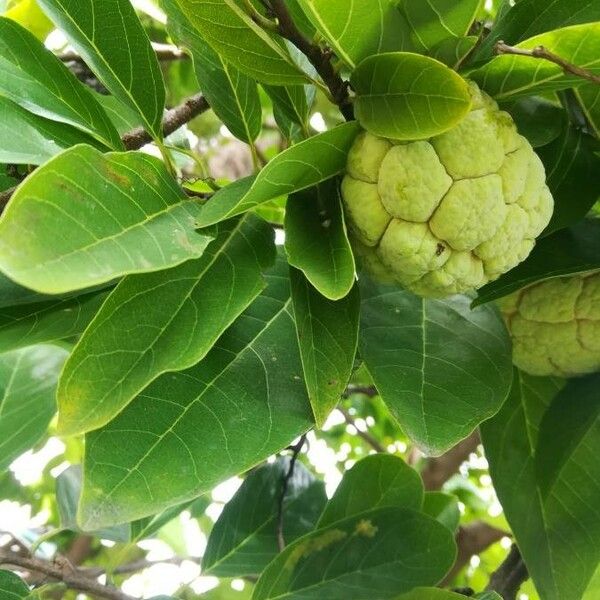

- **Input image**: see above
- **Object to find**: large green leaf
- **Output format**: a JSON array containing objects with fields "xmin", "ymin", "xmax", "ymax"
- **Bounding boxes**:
[
  {"xmin": 58, "ymin": 216, "xmax": 275, "ymax": 436},
  {"xmin": 474, "ymin": 0, "xmax": 600, "ymax": 61},
  {"xmin": 360, "ymin": 279, "xmax": 513, "ymax": 455},
  {"xmin": 538, "ymin": 125, "xmax": 600, "ymax": 235},
  {"xmin": 0, "ymin": 345, "xmax": 68, "ymax": 472},
  {"xmin": 0, "ymin": 290, "xmax": 107, "ymax": 354},
  {"xmin": 253, "ymin": 507, "xmax": 456, "ymax": 600},
  {"xmin": 203, "ymin": 458, "xmax": 327, "ymax": 577},
  {"xmin": 0, "ymin": 570, "xmax": 29, "ymax": 598},
  {"xmin": 0, "ymin": 17, "xmax": 121, "ymax": 149},
  {"xmin": 0, "ymin": 96, "xmax": 100, "ymax": 165},
  {"xmin": 481, "ymin": 373, "xmax": 600, "ymax": 600},
  {"xmin": 285, "ymin": 181, "xmax": 355, "ymax": 301},
  {"xmin": 0, "ymin": 145, "xmax": 214, "ymax": 294},
  {"xmin": 474, "ymin": 219, "xmax": 600, "ymax": 306},
  {"xmin": 400, "ymin": 0, "xmax": 482, "ymax": 51},
  {"xmin": 290, "ymin": 270, "xmax": 359, "ymax": 427},
  {"xmin": 173, "ymin": 0, "xmax": 307, "ymax": 85},
  {"xmin": 470, "ymin": 23, "xmax": 600, "ymax": 100},
  {"xmin": 351, "ymin": 52, "xmax": 472, "ymax": 141},
  {"xmin": 295, "ymin": 0, "xmax": 412, "ymax": 68},
  {"xmin": 37, "ymin": 0, "xmax": 165, "ymax": 139},
  {"xmin": 79, "ymin": 255, "xmax": 313, "ymax": 529},
  {"xmin": 56, "ymin": 464, "xmax": 195, "ymax": 542},
  {"xmin": 318, "ymin": 454, "xmax": 424, "ymax": 527},
  {"xmin": 163, "ymin": 0, "xmax": 262, "ymax": 143},
  {"xmin": 196, "ymin": 122, "xmax": 361, "ymax": 227}
]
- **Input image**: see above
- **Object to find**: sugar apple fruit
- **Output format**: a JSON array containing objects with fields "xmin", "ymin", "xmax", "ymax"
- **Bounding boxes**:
[
  {"xmin": 500, "ymin": 272, "xmax": 600, "ymax": 377},
  {"xmin": 341, "ymin": 83, "xmax": 554, "ymax": 297}
]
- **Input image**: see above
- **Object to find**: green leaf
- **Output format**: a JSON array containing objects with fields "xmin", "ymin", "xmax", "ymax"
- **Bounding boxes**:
[
  {"xmin": 422, "ymin": 492, "xmax": 460, "ymax": 531},
  {"xmin": 295, "ymin": 0, "xmax": 412, "ymax": 68},
  {"xmin": 0, "ymin": 345, "xmax": 68, "ymax": 472},
  {"xmin": 203, "ymin": 457, "xmax": 327, "ymax": 577},
  {"xmin": 37, "ymin": 0, "xmax": 165, "ymax": 139},
  {"xmin": 0, "ymin": 290, "xmax": 107, "ymax": 354},
  {"xmin": 318, "ymin": 454, "xmax": 424, "ymax": 527},
  {"xmin": 360, "ymin": 278, "xmax": 513, "ymax": 455},
  {"xmin": 400, "ymin": 0, "xmax": 482, "ymax": 51},
  {"xmin": 172, "ymin": 0, "xmax": 307, "ymax": 85},
  {"xmin": 504, "ymin": 97, "xmax": 566, "ymax": 148},
  {"xmin": 0, "ymin": 96, "xmax": 100, "ymax": 165},
  {"xmin": 79, "ymin": 255, "xmax": 313, "ymax": 529},
  {"xmin": 290, "ymin": 270, "xmax": 359, "ymax": 428},
  {"xmin": 253, "ymin": 507, "xmax": 456, "ymax": 600},
  {"xmin": 538, "ymin": 125, "xmax": 600, "ymax": 235},
  {"xmin": 0, "ymin": 17, "xmax": 121, "ymax": 148},
  {"xmin": 473, "ymin": 594, "xmax": 502, "ymax": 600},
  {"xmin": 428, "ymin": 35, "xmax": 478, "ymax": 69},
  {"xmin": 474, "ymin": 219, "xmax": 600, "ymax": 306},
  {"xmin": 0, "ymin": 145, "xmax": 214, "ymax": 294},
  {"xmin": 481, "ymin": 373, "xmax": 600, "ymax": 600},
  {"xmin": 576, "ymin": 83, "xmax": 600, "ymax": 136},
  {"xmin": 163, "ymin": 0, "xmax": 262, "ymax": 143},
  {"xmin": 56, "ymin": 465, "xmax": 131, "ymax": 541},
  {"xmin": 473, "ymin": 0, "xmax": 600, "ymax": 61},
  {"xmin": 57, "ymin": 216, "xmax": 275, "ymax": 436},
  {"xmin": 470, "ymin": 23, "xmax": 600, "ymax": 100},
  {"xmin": 351, "ymin": 52, "xmax": 472, "ymax": 141},
  {"xmin": 0, "ymin": 570, "xmax": 29, "ymax": 598},
  {"xmin": 285, "ymin": 181, "xmax": 356, "ymax": 301},
  {"xmin": 196, "ymin": 122, "xmax": 361, "ymax": 227}
]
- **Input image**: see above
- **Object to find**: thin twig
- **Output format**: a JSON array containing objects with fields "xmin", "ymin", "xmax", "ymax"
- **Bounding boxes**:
[
  {"xmin": 276, "ymin": 435, "xmax": 307, "ymax": 552},
  {"xmin": 338, "ymin": 407, "xmax": 385, "ymax": 453},
  {"xmin": 495, "ymin": 41, "xmax": 600, "ymax": 85},
  {"xmin": 267, "ymin": 0, "xmax": 353, "ymax": 120},
  {"xmin": 0, "ymin": 552, "xmax": 137, "ymax": 600},
  {"xmin": 122, "ymin": 93, "xmax": 210, "ymax": 150},
  {"xmin": 486, "ymin": 544, "xmax": 529, "ymax": 600}
]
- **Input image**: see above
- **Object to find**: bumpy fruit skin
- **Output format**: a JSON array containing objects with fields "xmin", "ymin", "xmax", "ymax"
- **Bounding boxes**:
[
  {"xmin": 500, "ymin": 272, "xmax": 600, "ymax": 377},
  {"xmin": 341, "ymin": 83, "xmax": 554, "ymax": 298}
]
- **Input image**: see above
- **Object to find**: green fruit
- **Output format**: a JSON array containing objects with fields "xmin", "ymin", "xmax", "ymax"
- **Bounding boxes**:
[
  {"xmin": 341, "ymin": 83, "xmax": 554, "ymax": 298},
  {"xmin": 500, "ymin": 272, "xmax": 600, "ymax": 377}
]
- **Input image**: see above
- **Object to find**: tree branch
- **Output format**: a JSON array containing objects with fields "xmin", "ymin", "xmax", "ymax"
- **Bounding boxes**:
[
  {"xmin": 442, "ymin": 521, "xmax": 508, "ymax": 585},
  {"xmin": 338, "ymin": 406, "xmax": 386, "ymax": 453},
  {"xmin": 267, "ymin": 0, "xmax": 354, "ymax": 120},
  {"xmin": 486, "ymin": 544, "xmax": 529, "ymax": 600},
  {"xmin": 0, "ymin": 552, "xmax": 137, "ymax": 600},
  {"xmin": 495, "ymin": 41, "xmax": 600, "ymax": 86},
  {"xmin": 276, "ymin": 435, "xmax": 307, "ymax": 552},
  {"xmin": 122, "ymin": 92, "xmax": 210, "ymax": 150},
  {"xmin": 420, "ymin": 430, "xmax": 481, "ymax": 491}
]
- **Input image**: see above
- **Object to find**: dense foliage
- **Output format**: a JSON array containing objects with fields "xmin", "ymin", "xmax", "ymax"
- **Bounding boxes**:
[{"xmin": 0, "ymin": 1, "xmax": 598, "ymax": 599}]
